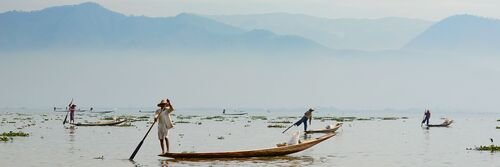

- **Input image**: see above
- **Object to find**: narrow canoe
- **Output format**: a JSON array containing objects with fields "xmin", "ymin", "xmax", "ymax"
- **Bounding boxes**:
[
  {"xmin": 223, "ymin": 113, "xmax": 248, "ymax": 115},
  {"xmin": 70, "ymin": 119, "xmax": 126, "ymax": 126},
  {"xmin": 54, "ymin": 109, "xmax": 86, "ymax": 112},
  {"xmin": 425, "ymin": 120, "xmax": 453, "ymax": 127},
  {"xmin": 305, "ymin": 123, "xmax": 342, "ymax": 134},
  {"xmin": 159, "ymin": 133, "xmax": 336, "ymax": 159},
  {"xmin": 90, "ymin": 110, "xmax": 115, "ymax": 114}
]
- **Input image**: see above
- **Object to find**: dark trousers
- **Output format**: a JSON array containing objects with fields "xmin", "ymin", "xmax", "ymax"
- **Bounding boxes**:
[
  {"xmin": 294, "ymin": 117, "xmax": 308, "ymax": 131},
  {"xmin": 422, "ymin": 117, "xmax": 429, "ymax": 125}
]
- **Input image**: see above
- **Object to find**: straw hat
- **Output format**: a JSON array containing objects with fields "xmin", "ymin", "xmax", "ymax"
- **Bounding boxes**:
[
  {"xmin": 308, "ymin": 108, "xmax": 314, "ymax": 112},
  {"xmin": 157, "ymin": 99, "xmax": 168, "ymax": 107}
]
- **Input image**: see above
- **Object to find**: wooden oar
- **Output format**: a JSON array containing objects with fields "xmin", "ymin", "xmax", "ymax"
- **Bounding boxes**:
[
  {"xmin": 282, "ymin": 124, "xmax": 295, "ymax": 133},
  {"xmin": 129, "ymin": 109, "xmax": 162, "ymax": 160},
  {"xmin": 63, "ymin": 99, "xmax": 73, "ymax": 125}
]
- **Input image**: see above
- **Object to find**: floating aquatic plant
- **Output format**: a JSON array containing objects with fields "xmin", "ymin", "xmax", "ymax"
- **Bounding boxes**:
[
  {"xmin": 267, "ymin": 124, "xmax": 287, "ymax": 128},
  {"xmin": 476, "ymin": 145, "xmax": 500, "ymax": 151},
  {"xmin": 0, "ymin": 136, "xmax": 9, "ymax": 142},
  {"xmin": 202, "ymin": 116, "xmax": 225, "ymax": 120},
  {"xmin": 1, "ymin": 131, "xmax": 29, "ymax": 137},
  {"xmin": 268, "ymin": 120, "xmax": 292, "ymax": 124},
  {"xmin": 251, "ymin": 116, "xmax": 267, "ymax": 120},
  {"xmin": 175, "ymin": 120, "xmax": 191, "ymax": 124}
]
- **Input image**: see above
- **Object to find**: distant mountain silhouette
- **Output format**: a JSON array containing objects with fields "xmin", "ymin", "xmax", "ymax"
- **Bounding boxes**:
[
  {"xmin": 404, "ymin": 14, "xmax": 500, "ymax": 54},
  {"xmin": 209, "ymin": 13, "xmax": 432, "ymax": 51},
  {"xmin": 0, "ymin": 2, "xmax": 324, "ymax": 54}
]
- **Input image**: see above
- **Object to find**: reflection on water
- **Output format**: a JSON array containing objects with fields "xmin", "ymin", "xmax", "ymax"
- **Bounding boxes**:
[{"xmin": 161, "ymin": 156, "xmax": 314, "ymax": 166}]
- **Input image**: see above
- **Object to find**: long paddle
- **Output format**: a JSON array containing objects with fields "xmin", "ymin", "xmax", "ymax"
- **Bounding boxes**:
[
  {"xmin": 282, "ymin": 117, "xmax": 303, "ymax": 133},
  {"xmin": 62, "ymin": 99, "xmax": 73, "ymax": 125},
  {"xmin": 282, "ymin": 123, "xmax": 296, "ymax": 133},
  {"xmin": 129, "ymin": 109, "xmax": 163, "ymax": 160}
]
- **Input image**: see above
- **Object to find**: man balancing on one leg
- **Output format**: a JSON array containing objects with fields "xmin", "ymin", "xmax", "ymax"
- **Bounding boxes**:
[
  {"xmin": 294, "ymin": 108, "xmax": 314, "ymax": 131},
  {"xmin": 421, "ymin": 109, "xmax": 431, "ymax": 126},
  {"xmin": 155, "ymin": 99, "xmax": 175, "ymax": 154}
]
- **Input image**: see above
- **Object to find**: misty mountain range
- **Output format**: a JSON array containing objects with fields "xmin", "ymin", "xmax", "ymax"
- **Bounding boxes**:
[{"xmin": 1, "ymin": 2, "xmax": 499, "ymax": 54}]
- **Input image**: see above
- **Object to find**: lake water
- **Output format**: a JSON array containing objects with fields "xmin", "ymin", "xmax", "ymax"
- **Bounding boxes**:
[{"xmin": 0, "ymin": 109, "xmax": 499, "ymax": 167}]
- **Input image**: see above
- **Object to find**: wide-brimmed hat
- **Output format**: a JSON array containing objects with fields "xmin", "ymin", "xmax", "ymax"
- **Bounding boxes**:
[
  {"xmin": 157, "ymin": 99, "xmax": 168, "ymax": 107},
  {"xmin": 308, "ymin": 108, "xmax": 314, "ymax": 112}
]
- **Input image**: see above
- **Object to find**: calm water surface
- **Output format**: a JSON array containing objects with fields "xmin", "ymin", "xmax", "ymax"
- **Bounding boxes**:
[{"xmin": 0, "ymin": 109, "xmax": 499, "ymax": 167}]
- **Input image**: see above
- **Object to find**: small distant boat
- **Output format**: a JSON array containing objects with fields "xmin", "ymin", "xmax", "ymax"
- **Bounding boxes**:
[
  {"xmin": 70, "ymin": 119, "xmax": 126, "ymax": 126},
  {"xmin": 90, "ymin": 110, "xmax": 115, "ymax": 114},
  {"xmin": 424, "ymin": 119, "xmax": 453, "ymax": 127},
  {"xmin": 89, "ymin": 108, "xmax": 115, "ymax": 114},
  {"xmin": 223, "ymin": 113, "xmax": 248, "ymax": 115},
  {"xmin": 305, "ymin": 123, "xmax": 343, "ymax": 134},
  {"xmin": 139, "ymin": 110, "xmax": 155, "ymax": 113},
  {"xmin": 159, "ymin": 133, "xmax": 336, "ymax": 159},
  {"xmin": 53, "ymin": 109, "xmax": 86, "ymax": 112},
  {"xmin": 222, "ymin": 109, "xmax": 248, "ymax": 115}
]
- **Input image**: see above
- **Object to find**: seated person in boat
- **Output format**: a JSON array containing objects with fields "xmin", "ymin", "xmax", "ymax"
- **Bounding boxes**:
[
  {"xmin": 155, "ymin": 99, "xmax": 175, "ymax": 154},
  {"xmin": 294, "ymin": 108, "xmax": 314, "ymax": 131}
]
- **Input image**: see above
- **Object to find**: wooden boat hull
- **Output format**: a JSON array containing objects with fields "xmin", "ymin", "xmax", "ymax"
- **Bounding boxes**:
[
  {"xmin": 305, "ymin": 124, "xmax": 342, "ymax": 134},
  {"xmin": 70, "ymin": 119, "xmax": 125, "ymax": 126},
  {"xmin": 223, "ymin": 113, "xmax": 248, "ymax": 115},
  {"xmin": 90, "ymin": 110, "xmax": 114, "ymax": 114},
  {"xmin": 425, "ymin": 122, "xmax": 453, "ymax": 127},
  {"xmin": 159, "ymin": 133, "xmax": 336, "ymax": 158}
]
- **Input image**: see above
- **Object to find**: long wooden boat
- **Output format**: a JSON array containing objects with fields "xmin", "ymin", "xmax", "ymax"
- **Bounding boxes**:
[
  {"xmin": 425, "ymin": 120, "xmax": 453, "ymax": 127},
  {"xmin": 54, "ymin": 109, "xmax": 87, "ymax": 112},
  {"xmin": 70, "ymin": 119, "xmax": 126, "ymax": 126},
  {"xmin": 159, "ymin": 133, "xmax": 336, "ymax": 159},
  {"xmin": 305, "ymin": 123, "xmax": 342, "ymax": 134},
  {"xmin": 90, "ymin": 110, "xmax": 115, "ymax": 114},
  {"xmin": 223, "ymin": 113, "xmax": 248, "ymax": 115}
]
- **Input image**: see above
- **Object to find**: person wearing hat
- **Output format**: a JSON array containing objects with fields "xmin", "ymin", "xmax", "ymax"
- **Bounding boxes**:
[
  {"xmin": 155, "ymin": 99, "xmax": 174, "ymax": 154},
  {"xmin": 293, "ymin": 108, "xmax": 314, "ymax": 131}
]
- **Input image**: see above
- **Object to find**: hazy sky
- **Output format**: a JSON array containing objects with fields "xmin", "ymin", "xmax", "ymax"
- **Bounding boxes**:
[{"xmin": 1, "ymin": 0, "xmax": 500, "ymax": 21}]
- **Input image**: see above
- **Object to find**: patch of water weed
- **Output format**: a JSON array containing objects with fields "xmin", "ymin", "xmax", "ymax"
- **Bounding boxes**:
[
  {"xmin": 202, "ymin": 116, "xmax": 225, "ymax": 120},
  {"xmin": 175, "ymin": 120, "xmax": 191, "ymax": 124},
  {"xmin": 1, "ymin": 136, "xmax": 10, "ymax": 142},
  {"xmin": 496, "ymin": 126, "xmax": 500, "ymax": 129},
  {"xmin": 251, "ymin": 116, "xmax": 267, "ymax": 121},
  {"xmin": 176, "ymin": 115, "xmax": 199, "ymax": 119},
  {"xmin": 268, "ymin": 120, "xmax": 292, "ymax": 124},
  {"xmin": 356, "ymin": 118, "xmax": 373, "ymax": 121},
  {"xmin": 267, "ymin": 124, "xmax": 287, "ymax": 128},
  {"xmin": 476, "ymin": 145, "xmax": 500, "ymax": 151},
  {"xmin": 381, "ymin": 117, "xmax": 399, "ymax": 120},
  {"xmin": 2, "ymin": 131, "xmax": 29, "ymax": 137},
  {"xmin": 217, "ymin": 136, "xmax": 225, "ymax": 140}
]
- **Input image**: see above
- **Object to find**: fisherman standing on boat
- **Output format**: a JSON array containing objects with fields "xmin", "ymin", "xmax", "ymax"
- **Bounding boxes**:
[
  {"xmin": 155, "ymin": 99, "xmax": 174, "ymax": 154},
  {"xmin": 421, "ymin": 110, "xmax": 431, "ymax": 126},
  {"xmin": 69, "ymin": 103, "xmax": 76, "ymax": 124},
  {"xmin": 294, "ymin": 108, "xmax": 314, "ymax": 131}
]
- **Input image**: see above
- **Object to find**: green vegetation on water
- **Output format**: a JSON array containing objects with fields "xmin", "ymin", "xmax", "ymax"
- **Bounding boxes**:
[
  {"xmin": 175, "ymin": 120, "xmax": 191, "ymax": 124},
  {"xmin": 267, "ymin": 124, "xmax": 287, "ymax": 128},
  {"xmin": 2, "ymin": 131, "xmax": 29, "ymax": 137},
  {"xmin": 251, "ymin": 116, "xmax": 267, "ymax": 120},
  {"xmin": 202, "ymin": 116, "xmax": 225, "ymax": 120},
  {"xmin": 496, "ymin": 126, "xmax": 500, "ymax": 129},
  {"xmin": 268, "ymin": 120, "xmax": 292, "ymax": 124},
  {"xmin": 0, "ymin": 136, "xmax": 9, "ymax": 142},
  {"xmin": 476, "ymin": 145, "xmax": 500, "ymax": 151}
]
